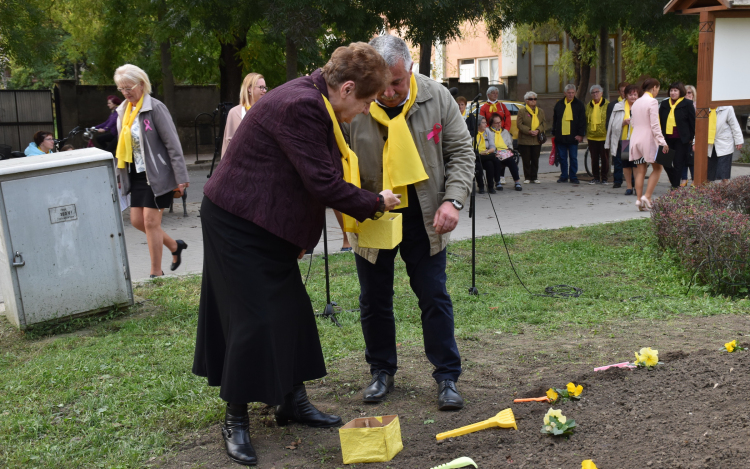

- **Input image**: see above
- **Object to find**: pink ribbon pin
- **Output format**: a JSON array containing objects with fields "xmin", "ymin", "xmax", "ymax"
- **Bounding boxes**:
[
  {"xmin": 144, "ymin": 119, "xmax": 153, "ymax": 132},
  {"xmin": 427, "ymin": 123, "xmax": 442, "ymax": 144}
]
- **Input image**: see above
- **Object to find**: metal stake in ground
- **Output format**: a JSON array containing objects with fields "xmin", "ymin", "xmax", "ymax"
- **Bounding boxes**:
[{"xmin": 468, "ymin": 92, "xmax": 482, "ymax": 296}]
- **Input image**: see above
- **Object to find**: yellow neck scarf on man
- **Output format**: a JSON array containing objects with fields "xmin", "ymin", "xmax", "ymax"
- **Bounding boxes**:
[
  {"xmin": 589, "ymin": 99, "xmax": 602, "ymax": 132},
  {"xmin": 321, "ymin": 94, "xmax": 362, "ymax": 233},
  {"xmin": 368, "ymin": 73, "xmax": 428, "ymax": 209},
  {"xmin": 115, "ymin": 94, "xmax": 145, "ymax": 169},
  {"xmin": 525, "ymin": 105, "xmax": 539, "ymax": 130},
  {"xmin": 488, "ymin": 101, "xmax": 498, "ymax": 114},
  {"xmin": 708, "ymin": 108, "xmax": 718, "ymax": 144},
  {"xmin": 622, "ymin": 101, "xmax": 631, "ymax": 141},
  {"xmin": 562, "ymin": 98, "xmax": 573, "ymax": 135},
  {"xmin": 491, "ymin": 128, "xmax": 508, "ymax": 150},
  {"xmin": 666, "ymin": 97, "xmax": 684, "ymax": 135}
]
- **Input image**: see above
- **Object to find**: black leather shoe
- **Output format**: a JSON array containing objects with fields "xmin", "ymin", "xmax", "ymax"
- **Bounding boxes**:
[
  {"xmin": 149, "ymin": 271, "xmax": 164, "ymax": 279},
  {"xmin": 170, "ymin": 240, "xmax": 188, "ymax": 271},
  {"xmin": 488, "ymin": 187, "xmax": 496, "ymax": 194},
  {"xmin": 362, "ymin": 371, "xmax": 395, "ymax": 403},
  {"xmin": 478, "ymin": 188, "xmax": 485, "ymax": 194},
  {"xmin": 275, "ymin": 384, "xmax": 342, "ymax": 428},
  {"xmin": 437, "ymin": 379, "xmax": 464, "ymax": 411},
  {"xmin": 222, "ymin": 406, "xmax": 257, "ymax": 466}
]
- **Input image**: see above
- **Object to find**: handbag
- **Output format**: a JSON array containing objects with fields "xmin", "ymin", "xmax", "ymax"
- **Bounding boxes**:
[
  {"xmin": 537, "ymin": 130, "xmax": 547, "ymax": 145},
  {"xmin": 655, "ymin": 146, "xmax": 675, "ymax": 168}
]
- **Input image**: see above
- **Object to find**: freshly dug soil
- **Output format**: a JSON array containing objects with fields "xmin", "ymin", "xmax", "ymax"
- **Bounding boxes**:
[{"xmin": 157, "ymin": 315, "xmax": 750, "ymax": 469}]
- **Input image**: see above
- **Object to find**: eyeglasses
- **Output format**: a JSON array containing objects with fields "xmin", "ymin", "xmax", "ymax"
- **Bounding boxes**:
[
  {"xmin": 117, "ymin": 83, "xmax": 141, "ymax": 93},
  {"xmin": 255, "ymin": 86, "xmax": 268, "ymax": 91},
  {"xmin": 526, "ymin": 98, "xmax": 537, "ymax": 101},
  {"xmin": 44, "ymin": 137, "xmax": 54, "ymax": 141}
]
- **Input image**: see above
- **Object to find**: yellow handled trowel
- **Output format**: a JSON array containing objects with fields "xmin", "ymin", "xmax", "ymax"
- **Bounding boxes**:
[{"xmin": 435, "ymin": 408, "xmax": 517, "ymax": 441}]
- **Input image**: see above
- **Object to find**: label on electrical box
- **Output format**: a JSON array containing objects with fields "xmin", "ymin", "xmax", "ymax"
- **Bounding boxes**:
[{"xmin": 49, "ymin": 204, "xmax": 78, "ymax": 224}]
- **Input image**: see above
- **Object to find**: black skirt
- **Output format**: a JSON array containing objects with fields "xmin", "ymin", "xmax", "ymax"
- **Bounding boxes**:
[
  {"xmin": 129, "ymin": 168, "xmax": 173, "ymax": 209},
  {"xmin": 192, "ymin": 196, "xmax": 327, "ymax": 405}
]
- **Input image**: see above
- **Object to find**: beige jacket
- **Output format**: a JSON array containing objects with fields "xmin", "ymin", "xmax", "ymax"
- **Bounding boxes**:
[{"xmin": 343, "ymin": 73, "xmax": 475, "ymax": 263}]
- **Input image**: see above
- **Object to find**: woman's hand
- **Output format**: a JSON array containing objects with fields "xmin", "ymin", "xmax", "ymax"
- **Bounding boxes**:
[
  {"xmin": 623, "ymin": 118, "xmax": 631, "ymax": 125},
  {"xmin": 530, "ymin": 130, "xmax": 539, "ymax": 136},
  {"xmin": 97, "ymin": 128, "xmax": 106, "ymax": 133},
  {"xmin": 179, "ymin": 182, "xmax": 190, "ymax": 190},
  {"xmin": 737, "ymin": 144, "xmax": 743, "ymax": 151},
  {"xmin": 298, "ymin": 249, "xmax": 306, "ymax": 259},
  {"xmin": 662, "ymin": 145, "xmax": 670, "ymax": 154},
  {"xmin": 379, "ymin": 190, "xmax": 402, "ymax": 211}
]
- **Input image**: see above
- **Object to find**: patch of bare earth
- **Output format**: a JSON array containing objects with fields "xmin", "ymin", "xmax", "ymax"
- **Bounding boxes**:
[{"xmin": 155, "ymin": 314, "xmax": 750, "ymax": 469}]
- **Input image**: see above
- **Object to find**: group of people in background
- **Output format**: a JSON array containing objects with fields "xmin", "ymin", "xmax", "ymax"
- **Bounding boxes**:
[{"xmin": 457, "ymin": 79, "xmax": 744, "ymax": 210}]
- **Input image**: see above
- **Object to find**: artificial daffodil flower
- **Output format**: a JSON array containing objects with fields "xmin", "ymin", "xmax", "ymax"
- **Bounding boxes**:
[
  {"xmin": 726, "ymin": 340, "xmax": 737, "ymax": 353},
  {"xmin": 566, "ymin": 382, "xmax": 583, "ymax": 397},
  {"xmin": 546, "ymin": 388, "xmax": 559, "ymax": 402},
  {"xmin": 544, "ymin": 408, "xmax": 566, "ymax": 425}
]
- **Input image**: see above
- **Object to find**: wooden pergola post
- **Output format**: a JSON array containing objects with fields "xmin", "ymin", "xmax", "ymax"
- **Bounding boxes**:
[{"xmin": 694, "ymin": 11, "xmax": 714, "ymax": 186}]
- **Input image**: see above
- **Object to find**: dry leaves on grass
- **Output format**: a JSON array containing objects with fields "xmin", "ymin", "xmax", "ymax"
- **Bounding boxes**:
[{"xmin": 285, "ymin": 438, "xmax": 302, "ymax": 450}]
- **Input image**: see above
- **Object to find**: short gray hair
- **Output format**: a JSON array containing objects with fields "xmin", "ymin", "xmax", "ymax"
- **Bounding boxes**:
[
  {"xmin": 564, "ymin": 84, "xmax": 576, "ymax": 93},
  {"xmin": 523, "ymin": 91, "xmax": 538, "ymax": 100},
  {"xmin": 114, "ymin": 64, "xmax": 152, "ymax": 95},
  {"xmin": 487, "ymin": 86, "xmax": 499, "ymax": 95},
  {"xmin": 590, "ymin": 84, "xmax": 603, "ymax": 93},
  {"xmin": 369, "ymin": 35, "xmax": 413, "ymax": 73}
]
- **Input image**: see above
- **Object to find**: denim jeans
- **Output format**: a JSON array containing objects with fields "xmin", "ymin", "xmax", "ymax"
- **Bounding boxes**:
[
  {"xmin": 354, "ymin": 206, "xmax": 461, "ymax": 383},
  {"xmin": 557, "ymin": 143, "xmax": 579, "ymax": 180}
]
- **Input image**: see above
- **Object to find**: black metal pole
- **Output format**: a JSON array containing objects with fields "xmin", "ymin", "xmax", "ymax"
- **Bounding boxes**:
[
  {"xmin": 468, "ymin": 93, "xmax": 482, "ymax": 295},
  {"xmin": 316, "ymin": 213, "xmax": 342, "ymax": 326}
]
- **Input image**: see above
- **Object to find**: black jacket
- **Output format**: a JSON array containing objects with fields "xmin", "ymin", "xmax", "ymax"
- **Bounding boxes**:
[
  {"xmin": 658, "ymin": 98, "xmax": 695, "ymax": 144},
  {"xmin": 551, "ymin": 97, "xmax": 586, "ymax": 144}
]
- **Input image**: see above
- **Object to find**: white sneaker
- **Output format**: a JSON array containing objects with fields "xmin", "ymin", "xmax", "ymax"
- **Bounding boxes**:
[
  {"xmin": 533, "ymin": 180, "xmax": 541, "ymax": 184},
  {"xmin": 523, "ymin": 180, "xmax": 530, "ymax": 184},
  {"xmin": 499, "ymin": 177, "xmax": 506, "ymax": 185}
]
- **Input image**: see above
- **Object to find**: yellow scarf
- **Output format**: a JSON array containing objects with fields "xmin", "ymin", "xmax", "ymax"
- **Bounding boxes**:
[
  {"xmin": 245, "ymin": 104, "xmax": 251, "ymax": 111},
  {"xmin": 321, "ymin": 94, "xmax": 362, "ymax": 233},
  {"xmin": 589, "ymin": 99, "xmax": 602, "ymax": 132},
  {"xmin": 461, "ymin": 109, "xmax": 466, "ymax": 118},
  {"xmin": 666, "ymin": 97, "xmax": 684, "ymax": 135},
  {"xmin": 618, "ymin": 96, "xmax": 623, "ymax": 102},
  {"xmin": 115, "ymin": 94, "xmax": 144, "ymax": 169},
  {"xmin": 562, "ymin": 98, "xmax": 573, "ymax": 135},
  {"xmin": 476, "ymin": 132, "xmax": 486, "ymax": 153},
  {"xmin": 368, "ymin": 73, "xmax": 428, "ymax": 209},
  {"xmin": 622, "ymin": 101, "xmax": 631, "ymax": 141},
  {"xmin": 525, "ymin": 105, "xmax": 539, "ymax": 131},
  {"xmin": 644, "ymin": 91, "xmax": 653, "ymax": 99},
  {"xmin": 491, "ymin": 128, "xmax": 507, "ymax": 150},
  {"xmin": 488, "ymin": 101, "xmax": 498, "ymax": 114},
  {"xmin": 708, "ymin": 108, "xmax": 717, "ymax": 144}
]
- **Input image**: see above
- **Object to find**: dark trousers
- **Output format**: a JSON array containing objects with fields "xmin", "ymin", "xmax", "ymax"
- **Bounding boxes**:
[
  {"xmin": 557, "ymin": 143, "xmax": 579, "ymax": 181},
  {"xmin": 355, "ymin": 213, "xmax": 461, "ymax": 383},
  {"xmin": 476, "ymin": 153, "xmax": 500, "ymax": 189},
  {"xmin": 663, "ymin": 138, "xmax": 690, "ymax": 188},
  {"xmin": 518, "ymin": 144, "xmax": 541, "ymax": 180},
  {"xmin": 589, "ymin": 140, "xmax": 609, "ymax": 181},
  {"xmin": 496, "ymin": 157, "xmax": 520, "ymax": 182},
  {"xmin": 612, "ymin": 146, "xmax": 623, "ymax": 184}
]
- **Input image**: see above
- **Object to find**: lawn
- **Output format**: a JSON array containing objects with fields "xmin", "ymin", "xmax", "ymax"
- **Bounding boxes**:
[{"xmin": 0, "ymin": 218, "xmax": 747, "ymax": 468}]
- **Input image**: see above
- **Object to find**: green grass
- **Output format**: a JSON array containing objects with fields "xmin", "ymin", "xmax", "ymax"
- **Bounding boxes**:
[{"xmin": 0, "ymin": 218, "xmax": 746, "ymax": 468}]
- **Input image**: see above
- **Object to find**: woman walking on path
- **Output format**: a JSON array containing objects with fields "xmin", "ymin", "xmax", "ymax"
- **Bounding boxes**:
[
  {"xmin": 516, "ymin": 91, "xmax": 546, "ymax": 184},
  {"xmin": 658, "ymin": 82, "xmax": 695, "ymax": 189},
  {"xmin": 605, "ymin": 84, "xmax": 639, "ymax": 196},
  {"xmin": 629, "ymin": 78, "xmax": 669, "ymax": 211},
  {"xmin": 193, "ymin": 43, "xmax": 400, "ymax": 466},
  {"xmin": 114, "ymin": 64, "xmax": 190, "ymax": 277}
]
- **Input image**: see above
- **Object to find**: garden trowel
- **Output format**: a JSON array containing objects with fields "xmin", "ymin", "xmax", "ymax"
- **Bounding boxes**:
[{"xmin": 435, "ymin": 408, "xmax": 517, "ymax": 441}]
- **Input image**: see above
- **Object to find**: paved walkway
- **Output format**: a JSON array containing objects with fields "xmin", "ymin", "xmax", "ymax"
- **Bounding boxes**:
[{"xmin": 122, "ymin": 151, "xmax": 750, "ymax": 282}]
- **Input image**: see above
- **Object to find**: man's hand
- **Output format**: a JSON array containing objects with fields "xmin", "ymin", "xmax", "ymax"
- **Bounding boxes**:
[
  {"xmin": 575, "ymin": 136, "xmax": 583, "ymax": 143},
  {"xmin": 433, "ymin": 201, "xmax": 460, "ymax": 235},
  {"xmin": 379, "ymin": 190, "xmax": 402, "ymax": 210}
]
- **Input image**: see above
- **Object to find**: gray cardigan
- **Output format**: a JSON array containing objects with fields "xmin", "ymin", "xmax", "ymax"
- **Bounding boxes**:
[{"xmin": 116, "ymin": 94, "xmax": 189, "ymax": 197}]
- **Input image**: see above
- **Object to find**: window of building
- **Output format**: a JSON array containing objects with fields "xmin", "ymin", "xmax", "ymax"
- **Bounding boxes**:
[
  {"xmin": 477, "ymin": 57, "xmax": 499, "ymax": 84},
  {"xmin": 532, "ymin": 42, "xmax": 561, "ymax": 93},
  {"xmin": 459, "ymin": 59, "xmax": 475, "ymax": 83}
]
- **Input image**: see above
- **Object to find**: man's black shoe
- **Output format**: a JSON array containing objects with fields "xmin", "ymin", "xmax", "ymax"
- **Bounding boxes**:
[
  {"xmin": 478, "ymin": 188, "xmax": 485, "ymax": 194},
  {"xmin": 557, "ymin": 178, "xmax": 568, "ymax": 183},
  {"xmin": 488, "ymin": 187, "xmax": 496, "ymax": 194},
  {"xmin": 613, "ymin": 182, "xmax": 622, "ymax": 188},
  {"xmin": 275, "ymin": 384, "xmax": 342, "ymax": 428},
  {"xmin": 222, "ymin": 405, "xmax": 258, "ymax": 466},
  {"xmin": 362, "ymin": 371, "xmax": 394, "ymax": 403},
  {"xmin": 437, "ymin": 379, "xmax": 464, "ymax": 411}
]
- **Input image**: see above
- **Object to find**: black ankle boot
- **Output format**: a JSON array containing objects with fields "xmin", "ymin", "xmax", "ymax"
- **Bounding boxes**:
[
  {"xmin": 222, "ymin": 405, "xmax": 257, "ymax": 466},
  {"xmin": 275, "ymin": 384, "xmax": 342, "ymax": 428}
]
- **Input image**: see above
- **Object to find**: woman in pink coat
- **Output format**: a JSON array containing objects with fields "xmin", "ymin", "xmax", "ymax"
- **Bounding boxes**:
[{"xmin": 629, "ymin": 78, "xmax": 669, "ymax": 211}]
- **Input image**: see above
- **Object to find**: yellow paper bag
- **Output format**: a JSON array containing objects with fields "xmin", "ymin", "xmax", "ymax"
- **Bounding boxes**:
[
  {"xmin": 339, "ymin": 415, "xmax": 403, "ymax": 464},
  {"xmin": 357, "ymin": 213, "xmax": 403, "ymax": 250}
]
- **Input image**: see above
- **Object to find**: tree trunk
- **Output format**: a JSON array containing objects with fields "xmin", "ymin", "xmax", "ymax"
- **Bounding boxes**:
[
  {"xmin": 286, "ymin": 36, "xmax": 298, "ymax": 82},
  {"xmin": 577, "ymin": 63, "xmax": 591, "ymax": 101},
  {"xmin": 418, "ymin": 38, "xmax": 431, "ymax": 77},
  {"xmin": 219, "ymin": 33, "xmax": 247, "ymax": 104},
  {"xmin": 160, "ymin": 40, "xmax": 175, "ymax": 111},
  {"xmin": 599, "ymin": 26, "xmax": 609, "ymax": 102}
]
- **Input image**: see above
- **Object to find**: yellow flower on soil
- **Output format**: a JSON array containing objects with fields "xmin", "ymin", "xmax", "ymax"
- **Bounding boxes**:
[
  {"xmin": 634, "ymin": 351, "xmax": 642, "ymax": 365},
  {"xmin": 726, "ymin": 340, "xmax": 737, "ymax": 353},
  {"xmin": 544, "ymin": 408, "xmax": 566, "ymax": 425},
  {"xmin": 582, "ymin": 460, "xmax": 598, "ymax": 469},
  {"xmin": 546, "ymin": 388, "xmax": 559, "ymax": 401},
  {"xmin": 566, "ymin": 382, "xmax": 583, "ymax": 397},
  {"xmin": 639, "ymin": 347, "xmax": 659, "ymax": 366}
]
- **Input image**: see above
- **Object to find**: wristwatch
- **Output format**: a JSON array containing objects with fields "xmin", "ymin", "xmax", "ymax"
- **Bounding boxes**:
[
  {"xmin": 373, "ymin": 195, "xmax": 385, "ymax": 220},
  {"xmin": 446, "ymin": 199, "xmax": 463, "ymax": 211}
]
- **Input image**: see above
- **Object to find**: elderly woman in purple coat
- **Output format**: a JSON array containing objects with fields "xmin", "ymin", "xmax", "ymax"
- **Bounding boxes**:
[{"xmin": 193, "ymin": 43, "xmax": 401, "ymax": 466}]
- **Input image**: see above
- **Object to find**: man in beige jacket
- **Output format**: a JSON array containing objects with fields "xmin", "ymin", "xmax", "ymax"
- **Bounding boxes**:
[{"xmin": 345, "ymin": 35, "xmax": 475, "ymax": 411}]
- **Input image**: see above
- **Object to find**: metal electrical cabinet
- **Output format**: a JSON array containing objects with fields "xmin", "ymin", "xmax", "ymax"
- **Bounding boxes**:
[{"xmin": 0, "ymin": 149, "xmax": 133, "ymax": 329}]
